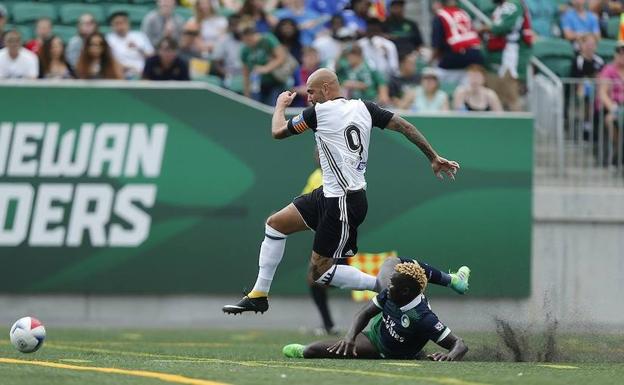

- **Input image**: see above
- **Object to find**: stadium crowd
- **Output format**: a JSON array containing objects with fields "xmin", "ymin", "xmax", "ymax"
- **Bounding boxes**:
[{"xmin": 0, "ymin": 0, "xmax": 623, "ymax": 113}]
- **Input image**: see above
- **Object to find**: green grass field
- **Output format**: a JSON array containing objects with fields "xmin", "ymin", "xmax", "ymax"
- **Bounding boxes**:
[{"xmin": 1, "ymin": 328, "xmax": 623, "ymax": 385}]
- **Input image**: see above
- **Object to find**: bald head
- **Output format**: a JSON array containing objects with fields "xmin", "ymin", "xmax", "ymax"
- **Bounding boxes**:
[{"xmin": 306, "ymin": 68, "xmax": 342, "ymax": 104}]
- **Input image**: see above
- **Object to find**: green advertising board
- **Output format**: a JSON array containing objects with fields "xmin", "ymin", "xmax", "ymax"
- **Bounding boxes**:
[{"xmin": 0, "ymin": 84, "xmax": 532, "ymax": 297}]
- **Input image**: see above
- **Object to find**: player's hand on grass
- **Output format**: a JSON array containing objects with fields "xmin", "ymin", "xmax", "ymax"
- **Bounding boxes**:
[
  {"xmin": 276, "ymin": 91, "xmax": 297, "ymax": 109},
  {"xmin": 327, "ymin": 339, "xmax": 357, "ymax": 357},
  {"xmin": 431, "ymin": 156, "xmax": 460, "ymax": 180},
  {"xmin": 427, "ymin": 352, "xmax": 454, "ymax": 361}
]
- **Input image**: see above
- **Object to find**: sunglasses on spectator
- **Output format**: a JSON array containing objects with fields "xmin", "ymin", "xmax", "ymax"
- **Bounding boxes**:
[
  {"xmin": 89, "ymin": 41, "xmax": 104, "ymax": 47},
  {"xmin": 616, "ymin": 47, "xmax": 624, "ymax": 54}
]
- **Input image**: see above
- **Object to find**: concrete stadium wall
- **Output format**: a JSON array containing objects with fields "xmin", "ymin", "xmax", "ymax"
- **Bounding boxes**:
[{"xmin": 1, "ymin": 185, "xmax": 622, "ymax": 332}]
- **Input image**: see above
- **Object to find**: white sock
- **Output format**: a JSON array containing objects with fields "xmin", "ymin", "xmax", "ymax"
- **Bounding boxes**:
[
  {"xmin": 317, "ymin": 265, "xmax": 376, "ymax": 291},
  {"xmin": 251, "ymin": 224, "xmax": 287, "ymax": 294}
]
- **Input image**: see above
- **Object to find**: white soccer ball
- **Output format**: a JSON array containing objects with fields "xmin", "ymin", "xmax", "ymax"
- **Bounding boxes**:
[{"xmin": 9, "ymin": 317, "xmax": 46, "ymax": 353}]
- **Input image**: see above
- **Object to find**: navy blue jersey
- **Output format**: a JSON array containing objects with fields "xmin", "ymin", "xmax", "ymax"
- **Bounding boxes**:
[{"xmin": 367, "ymin": 289, "xmax": 450, "ymax": 358}]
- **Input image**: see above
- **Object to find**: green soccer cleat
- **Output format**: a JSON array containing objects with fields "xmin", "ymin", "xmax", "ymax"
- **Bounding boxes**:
[
  {"xmin": 282, "ymin": 344, "xmax": 305, "ymax": 358},
  {"xmin": 449, "ymin": 266, "xmax": 470, "ymax": 295}
]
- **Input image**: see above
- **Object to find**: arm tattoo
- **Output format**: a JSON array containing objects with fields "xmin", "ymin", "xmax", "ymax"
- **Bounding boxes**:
[{"xmin": 386, "ymin": 114, "xmax": 437, "ymax": 161}]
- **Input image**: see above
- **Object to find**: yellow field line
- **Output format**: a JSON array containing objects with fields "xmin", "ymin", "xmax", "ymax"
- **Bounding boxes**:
[
  {"xmin": 0, "ymin": 358, "xmax": 230, "ymax": 385},
  {"xmin": 43, "ymin": 344, "xmax": 489, "ymax": 385}
]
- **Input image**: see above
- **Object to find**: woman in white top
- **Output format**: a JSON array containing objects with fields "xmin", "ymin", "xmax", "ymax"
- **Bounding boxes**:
[
  {"xmin": 403, "ymin": 67, "xmax": 449, "ymax": 113},
  {"xmin": 453, "ymin": 65, "xmax": 503, "ymax": 112},
  {"xmin": 186, "ymin": 0, "xmax": 228, "ymax": 56}
]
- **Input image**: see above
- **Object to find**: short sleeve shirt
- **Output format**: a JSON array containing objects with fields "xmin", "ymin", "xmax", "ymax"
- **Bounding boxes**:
[
  {"xmin": 369, "ymin": 289, "xmax": 451, "ymax": 358},
  {"xmin": 561, "ymin": 9, "xmax": 600, "ymax": 36},
  {"xmin": 336, "ymin": 60, "xmax": 386, "ymax": 101},
  {"xmin": 240, "ymin": 33, "xmax": 281, "ymax": 84}
]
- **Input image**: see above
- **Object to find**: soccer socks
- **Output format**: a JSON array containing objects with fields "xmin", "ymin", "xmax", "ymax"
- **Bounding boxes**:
[
  {"xmin": 318, "ymin": 265, "xmax": 376, "ymax": 291},
  {"xmin": 309, "ymin": 284, "xmax": 334, "ymax": 332},
  {"xmin": 250, "ymin": 224, "xmax": 287, "ymax": 296},
  {"xmin": 400, "ymin": 258, "xmax": 452, "ymax": 287}
]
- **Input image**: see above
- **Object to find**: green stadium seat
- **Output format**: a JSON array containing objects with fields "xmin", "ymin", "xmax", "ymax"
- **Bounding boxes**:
[
  {"xmin": 106, "ymin": 4, "xmax": 150, "ymax": 25},
  {"xmin": 132, "ymin": 0, "xmax": 157, "ymax": 4},
  {"xmin": 10, "ymin": 3, "xmax": 57, "ymax": 23},
  {"xmin": 532, "ymin": 37, "xmax": 575, "ymax": 77},
  {"xmin": 607, "ymin": 17, "xmax": 620, "ymax": 40},
  {"xmin": 52, "ymin": 25, "xmax": 76, "ymax": 43},
  {"xmin": 4, "ymin": 24, "xmax": 32, "ymax": 41},
  {"xmin": 597, "ymin": 39, "xmax": 618, "ymax": 62},
  {"xmin": 59, "ymin": 3, "xmax": 105, "ymax": 25},
  {"xmin": 175, "ymin": 7, "xmax": 193, "ymax": 21}
]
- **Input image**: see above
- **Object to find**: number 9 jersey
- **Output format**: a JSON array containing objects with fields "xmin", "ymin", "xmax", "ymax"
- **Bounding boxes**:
[{"xmin": 287, "ymin": 98, "xmax": 394, "ymax": 198}]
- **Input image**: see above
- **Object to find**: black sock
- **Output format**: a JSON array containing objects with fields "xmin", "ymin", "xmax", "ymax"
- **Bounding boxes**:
[
  {"xmin": 399, "ymin": 258, "xmax": 451, "ymax": 286},
  {"xmin": 309, "ymin": 284, "xmax": 334, "ymax": 331}
]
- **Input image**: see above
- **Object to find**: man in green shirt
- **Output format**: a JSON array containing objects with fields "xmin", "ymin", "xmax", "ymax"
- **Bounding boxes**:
[
  {"xmin": 481, "ymin": 0, "xmax": 533, "ymax": 111},
  {"xmin": 239, "ymin": 23, "xmax": 289, "ymax": 105},
  {"xmin": 335, "ymin": 44, "xmax": 390, "ymax": 105}
]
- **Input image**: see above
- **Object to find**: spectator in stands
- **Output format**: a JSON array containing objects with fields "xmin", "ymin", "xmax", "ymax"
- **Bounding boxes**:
[
  {"xmin": 572, "ymin": 34, "xmax": 605, "ymax": 78},
  {"xmin": 142, "ymin": 0, "xmax": 185, "ymax": 47},
  {"xmin": 274, "ymin": 0, "xmax": 324, "ymax": 47},
  {"xmin": 75, "ymin": 32, "xmax": 123, "ymax": 79},
  {"xmin": 342, "ymin": 0, "xmax": 371, "ymax": 37},
  {"xmin": 481, "ymin": 0, "xmax": 532, "ymax": 111},
  {"xmin": 0, "ymin": 30, "xmax": 39, "ymax": 79},
  {"xmin": 239, "ymin": 22, "xmax": 289, "ymax": 105},
  {"xmin": 107, "ymin": 11, "xmax": 154, "ymax": 79},
  {"xmin": 237, "ymin": 0, "xmax": 278, "ymax": 33},
  {"xmin": 569, "ymin": 34, "xmax": 604, "ymax": 142},
  {"xmin": 66, "ymin": 13, "xmax": 99, "ymax": 68},
  {"xmin": 179, "ymin": 21, "xmax": 202, "ymax": 62},
  {"xmin": 38, "ymin": 36, "xmax": 74, "ymax": 79},
  {"xmin": 598, "ymin": 41, "xmax": 624, "ymax": 166},
  {"xmin": 525, "ymin": 0, "xmax": 558, "ymax": 38},
  {"xmin": 431, "ymin": 0, "xmax": 484, "ymax": 84},
  {"xmin": 453, "ymin": 65, "xmax": 503, "ymax": 112},
  {"xmin": 561, "ymin": 0, "xmax": 601, "ymax": 43},
  {"xmin": 186, "ymin": 0, "xmax": 228, "ymax": 57},
  {"xmin": 384, "ymin": 0, "xmax": 423, "ymax": 56},
  {"xmin": 336, "ymin": 44, "xmax": 390, "ymax": 104},
  {"xmin": 275, "ymin": 18, "xmax": 303, "ymax": 63},
  {"xmin": 589, "ymin": 0, "xmax": 623, "ymax": 37},
  {"xmin": 408, "ymin": 67, "xmax": 450, "ymax": 113},
  {"xmin": 312, "ymin": 15, "xmax": 354, "ymax": 67},
  {"xmin": 211, "ymin": 14, "xmax": 244, "ymax": 91},
  {"xmin": 358, "ymin": 18, "xmax": 399, "ymax": 80},
  {"xmin": 143, "ymin": 37, "xmax": 190, "ymax": 81},
  {"xmin": 293, "ymin": 46, "xmax": 321, "ymax": 106},
  {"xmin": 307, "ymin": 0, "xmax": 350, "ymax": 16},
  {"xmin": 25, "ymin": 18, "xmax": 53, "ymax": 54},
  {"xmin": 0, "ymin": 5, "xmax": 7, "ymax": 49},
  {"xmin": 389, "ymin": 51, "xmax": 421, "ymax": 109}
]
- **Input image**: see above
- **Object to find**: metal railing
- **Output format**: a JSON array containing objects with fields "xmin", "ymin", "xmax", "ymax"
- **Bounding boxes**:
[{"xmin": 528, "ymin": 58, "xmax": 624, "ymax": 186}]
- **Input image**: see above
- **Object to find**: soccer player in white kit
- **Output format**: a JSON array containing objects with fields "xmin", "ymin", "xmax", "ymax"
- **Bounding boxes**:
[{"xmin": 223, "ymin": 69, "xmax": 459, "ymax": 315}]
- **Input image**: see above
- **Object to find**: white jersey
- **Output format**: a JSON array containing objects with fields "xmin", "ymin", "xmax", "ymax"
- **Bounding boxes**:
[{"xmin": 288, "ymin": 98, "xmax": 394, "ymax": 197}]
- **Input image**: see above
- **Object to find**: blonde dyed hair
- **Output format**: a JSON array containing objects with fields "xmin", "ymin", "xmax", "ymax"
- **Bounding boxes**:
[{"xmin": 394, "ymin": 262, "xmax": 428, "ymax": 293}]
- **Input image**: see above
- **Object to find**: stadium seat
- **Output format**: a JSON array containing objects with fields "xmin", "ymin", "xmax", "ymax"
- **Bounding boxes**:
[
  {"xmin": 59, "ymin": 3, "xmax": 106, "ymax": 25},
  {"xmin": 106, "ymin": 4, "xmax": 150, "ymax": 26},
  {"xmin": 175, "ymin": 7, "xmax": 193, "ymax": 21},
  {"xmin": 532, "ymin": 37, "xmax": 575, "ymax": 77},
  {"xmin": 607, "ymin": 17, "xmax": 620, "ymax": 40},
  {"xmin": 132, "ymin": 0, "xmax": 157, "ymax": 4},
  {"xmin": 597, "ymin": 39, "xmax": 618, "ymax": 62},
  {"xmin": 53, "ymin": 25, "xmax": 76, "ymax": 43},
  {"xmin": 15, "ymin": 24, "xmax": 34, "ymax": 41},
  {"xmin": 10, "ymin": 3, "xmax": 57, "ymax": 24}
]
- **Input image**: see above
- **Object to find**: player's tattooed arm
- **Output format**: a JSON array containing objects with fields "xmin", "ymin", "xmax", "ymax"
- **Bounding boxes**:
[
  {"xmin": 385, "ymin": 114, "xmax": 437, "ymax": 161},
  {"xmin": 428, "ymin": 332, "xmax": 468, "ymax": 362},
  {"xmin": 386, "ymin": 114, "xmax": 460, "ymax": 180}
]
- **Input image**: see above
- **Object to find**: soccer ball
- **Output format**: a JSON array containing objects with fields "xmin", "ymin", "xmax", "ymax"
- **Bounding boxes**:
[{"xmin": 9, "ymin": 317, "xmax": 46, "ymax": 353}]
